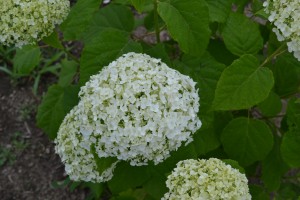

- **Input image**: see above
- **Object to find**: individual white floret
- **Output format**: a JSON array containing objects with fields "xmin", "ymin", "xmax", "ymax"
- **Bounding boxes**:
[
  {"xmin": 0, "ymin": 0, "xmax": 69, "ymax": 47},
  {"xmin": 162, "ymin": 158, "xmax": 251, "ymax": 200},
  {"xmin": 55, "ymin": 106, "xmax": 118, "ymax": 183},
  {"xmin": 78, "ymin": 52, "xmax": 201, "ymax": 166},
  {"xmin": 264, "ymin": 0, "xmax": 300, "ymax": 61}
]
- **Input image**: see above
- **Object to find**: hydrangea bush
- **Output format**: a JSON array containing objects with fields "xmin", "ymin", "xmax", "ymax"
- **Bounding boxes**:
[
  {"xmin": 0, "ymin": 0, "xmax": 69, "ymax": 47},
  {"xmin": 163, "ymin": 158, "xmax": 251, "ymax": 200},
  {"xmin": 0, "ymin": 0, "xmax": 296, "ymax": 199}
]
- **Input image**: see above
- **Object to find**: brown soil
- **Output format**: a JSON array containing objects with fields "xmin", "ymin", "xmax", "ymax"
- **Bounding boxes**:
[{"xmin": 0, "ymin": 74, "xmax": 87, "ymax": 200}]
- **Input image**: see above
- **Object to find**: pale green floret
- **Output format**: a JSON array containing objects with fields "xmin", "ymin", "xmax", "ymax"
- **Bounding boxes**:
[
  {"xmin": 55, "ymin": 105, "xmax": 118, "ymax": 183},
  {"xmin": 264, "ymin": 0, "xmax": 300, "ymax": 61},
  {"xmin": 162, "ymin": 158, "xmax": 251, "ymax": 200},
  {"xmin": 0, "ymin": 0, "xmax": 69, "ymax": 47}
]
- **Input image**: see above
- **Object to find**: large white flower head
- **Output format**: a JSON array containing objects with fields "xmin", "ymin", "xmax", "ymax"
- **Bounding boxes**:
[
  {"xmin": 0, "ymin": 0, "xmax": 69, "ymax": 47},
  {"xmin": 78, "ymin": 52, "xmax": 201, "ymax": 166},
  {"xmin": 162, "ymin": 158, "xmax": 251, "ymax": 200},
  {"xmin": 263, "ymin": 0, "xmax": 300, "ymax": 61},
  {"xmin": 55, "ymin": 105, "xmax": 118, "ymax": 183}
]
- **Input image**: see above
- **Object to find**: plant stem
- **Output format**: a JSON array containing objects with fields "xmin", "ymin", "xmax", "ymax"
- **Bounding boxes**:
[
  {"xmin": 260, "ymin": 44, "xmax": 287, "ymax": 67},
  {"xmin": 153, "ymin": 0, "xmax": 160, "ymax": 43}
]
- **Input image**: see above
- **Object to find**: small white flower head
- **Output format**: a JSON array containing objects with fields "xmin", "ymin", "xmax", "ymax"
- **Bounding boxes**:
[
  {"xmin": 0, "ymin": 0, "xmax": 70, "ymax": 47},
  {"xmin": 55, "ymin": 106, "xmax": 118, "ymax": 183},
  {"xmin": 162, "ymin": 158, "xmax": 251, "ymax": 200},
  {"xmin": 78, "ymin": 52, "xmax": 201, "ymax": 166},
  {"xmin": 264, "ymin": 0, "xmax": 300, "ymax": 61}
]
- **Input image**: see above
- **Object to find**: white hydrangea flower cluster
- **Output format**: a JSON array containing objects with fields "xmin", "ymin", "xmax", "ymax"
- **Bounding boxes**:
[
  {"xmin": 263, "ymin": 0, "xmax": 300, "ymax": 61},
  {"xmin": 55, "ymin": 52, "xmax": 201, "ymax": 182},
  {"xmin": 162, "ymin": 158, "xmax": 251, "ymax": 200},
  {"xmin": 55, "ymin": 106, "xmax": 119, "ymax": 183},
  {"xmin": 0, "ymin": 0, "xmax": 69, "ymax": 47}
]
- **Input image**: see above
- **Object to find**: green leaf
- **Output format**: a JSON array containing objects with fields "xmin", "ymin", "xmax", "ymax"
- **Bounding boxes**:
[
  {"xmin": 222, "ymin": 159, "xmax": 245, "ymax": 173},
  {"xmin": 58, "ymin": 60, "xmax": 78, "ymax": 87},
  {"xmin": 262, "ymin": 136, "xmax": 289, "ymax": 191},
  {"xmin": 271, "ymin": 53, "xmax": 300, "ymax": 97},
  {"xmin": 177, "ymin": 52, "xmax": 226, "ymax": 129},
  {"xmin": 60, "ymin": 0, "xmax": 102, "ymax": 40},
  {"xmin": 258, "ymin": 91, "xmax": 282, "ymax": 117},
  {"xmin": 36, "ymin": 85, "xmax": 79, "ymax": 139},
  {"xmin": 221, "ymin": 117, "xmax": 273, "ymax": 166},
  {"xmin": 222, "ymin": 12, "xmax": 263, "ymax": 56},
  {"xmin": 13, "ymin": 45, "xmax": 41, "ymax": 75},
  {"xmin": 42, "ymin": 30, "xmax": 63, "ymax": 49},
  {"xmin": 108, "ymin": 162, "xmax": 150, "ymax": 194},
  {"xmin": 157, "ymin": 0, "xmax": 210, "ymax": 56},
  {"xmin": 286, "ymin": 97, "xmax": 300, "ymax": 131},
  {"xmin": 193, "ymin": 127, "xmax": 221, "ymax": 156},
  {"xmin": 91, "ymin": 144, "xmax": 118, "ymax": 175},
  {"xmin": 83, "ymin": 4, "xmax": 134, "ymax": 43},
  {"xmin": 213, "ymin": 54, "xmax": 274, "ymax": 110},
  {"xmin": 80, "ymin": 29, "xmax": 142, "ymax": 85},
  {"xmin": 143, "ymin": 168, "xmax": 168, "ymax": 199},
  {"xmin": 205, "ymin": 0, "xmax": 232, "ymax": 22},
  {"xmin": 281, "ymin": 131, "xmax": 300, "ymax": 167},
  {"xmin": 249, "ymin": 185, "xmax": 269, "ymax": 200},
  {"xmin": 143, "ymin": 43, "xmax": 171, "ymax": 66},
  {"xmin": 131, "ymin": 0, "xmax": 152, "ymax": 13}
]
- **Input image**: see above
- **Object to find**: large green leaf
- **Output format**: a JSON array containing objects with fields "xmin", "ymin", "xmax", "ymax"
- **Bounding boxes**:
[
  {"xmin": 262, "ymin": 136, "xmax": 289, "ymax": 191},
  {"xmin": 142, "ymin": 43, "xmax": 171, "ymax": 67},
  {"xmin": 13, "ymin": 45, "xmax": 41, "ymax": 75},
  {"xmin": 131, "ymin": 0, "xmax": 153, "ymax": 12},
  {"xmin": 281, "ymin": 131, "xmax": 300, "ymax": 167},
  {"xmin": 286, "ymin": 98, "xmax": 300, "ymax": 131},
  {"xmin": 80, "ymin": 29, "xmax": 142, "ymax": 85},
  {"xmin": 205, "ymin": 0, "xmax": 232, "ymax": 22},
  {"xmin": 271, "ymin": 53, "xmax": 300, "ymax": 97},
  {"xmin": 91, "ymin": 144, "xmax": 118, "ymax": 174},
  {"xmin": 36, "ymin": 85, "xmax": 79, "ymax": 139},
  {"xmin": 60, "ymin": 0, "xmax": 102, "ymax": 40},
  {"xmin": 213, "ymin": 54, "xmax": 274, "ymax": 110},
  {"xmin": 143, "ymin": 167, "xmax": 168, "ymax": 199},
  {"xmin": 108, "ymin": 162, "xmax": 150, "ymax": 194},
  {"xmin": 221, "ymin": 117, "xmax": 273, "ymax": 166},
  {"xmin": 58, "ymin": 59, "xmax": 78, "ymax": 87},
  {"xmin": 222, "ymin": 12, "xmax": 263, "ymax": 56},
  {"xmin": 257, "ymin": 91, "xmax": 282, "ymax": 117},
  {"xmin": 177, "ymin": 52, "xmax": 226, "ymax": 129},
  {"xmin": 83, "ymin": 4, "xmax": 134, "ymax": 43},
  {"xmin": 157, "ymin": 0, "xmax": 210, "ymax": 56},
  {"xmin": 42, "ymin": 30, "xmax": 63, "ymax": 49}
]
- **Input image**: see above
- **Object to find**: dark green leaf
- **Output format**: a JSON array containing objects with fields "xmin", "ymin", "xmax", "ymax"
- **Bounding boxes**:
[
  {"xmin": 157, "ymin": 0, "xmax": 210, "ymax": 56},
  {"xmin": 13, "ymin": 45, "xmax": 41, "ymax": 75},
  {"xmin": 131, "ymin": 0, "xmax": 153, "ymax": 13},
  {"xmin": 262, "ymin": 136, "xmax": 289, "ymax": 191},
  {"xmin": 286, "ymin": 97, "xmax": 300, "ymax": 131},
  {"xmin": 258, "ymin": 91, "xmax": 282, "ymax": 117},
  {"xmin": 193, "ymin": 127, "xmax": 221, "ymax": 156},
  {"xmin": 80, "ymin": 29, "xmax": 142, "ymax": 85},
  {"xmin": 222, "ymin": 12, "xmax": 263, "ymax": 56},
  {"xmin": 213, "ymin": 54, "xmax": 274, "ymax": 110},
  {"xmin": 249, "ymin": 185, "xmax": 269, "ymax": 200},
  {"xmin": 108, "ymin": 162, "xmax": 150, "ymax": 194},
  {"xmin": 143, "ymin": 168, "xmax": 168, "ymax": 199},
  {"xmin": 222, "ymin": 159, "xmax": 245, "ymax": 173},
  {"xmin": 271, "ymin": 53, "xmax": 300, "ymax": 97},
  {"xmin": 281, "ymin": 131, "xmax": 300, "ymax": 167},
  {"xmin": 58, "ymin": 59, "xmax": 78, "ymax": 87},
  {"xmin": 221, "ymin": 117, "xmax": 273, "ymax": 166},
  {"xmin": 42, "ymin": 30, "xmax": 63, "ymax": 49},
  {"xmin": 205, "ymin": 0, "xmax": 232, "ymax": 22},
  {"xmin": 143, "ymin": 43, "xmax": 171, "ymax": 66},
  {"xmin": 36, "ymin": 85, "xmax": 79, "ymax": 139},
  {"xmin": 91, "ymin": 144, "xmax": 118, "ymax": 175},
  {"xmin": 60, "ymin": 0, "xmax": 102, "ymax": 40},
  {"xmin": 83, "ymin": 4, "xmax": 134, "ymax": 43}
]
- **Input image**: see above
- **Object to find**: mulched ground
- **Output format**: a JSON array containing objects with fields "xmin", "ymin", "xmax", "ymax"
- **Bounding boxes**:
[{"xmin": 0, "ymin": 74, "xmax": 87, "ymax": 200}]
